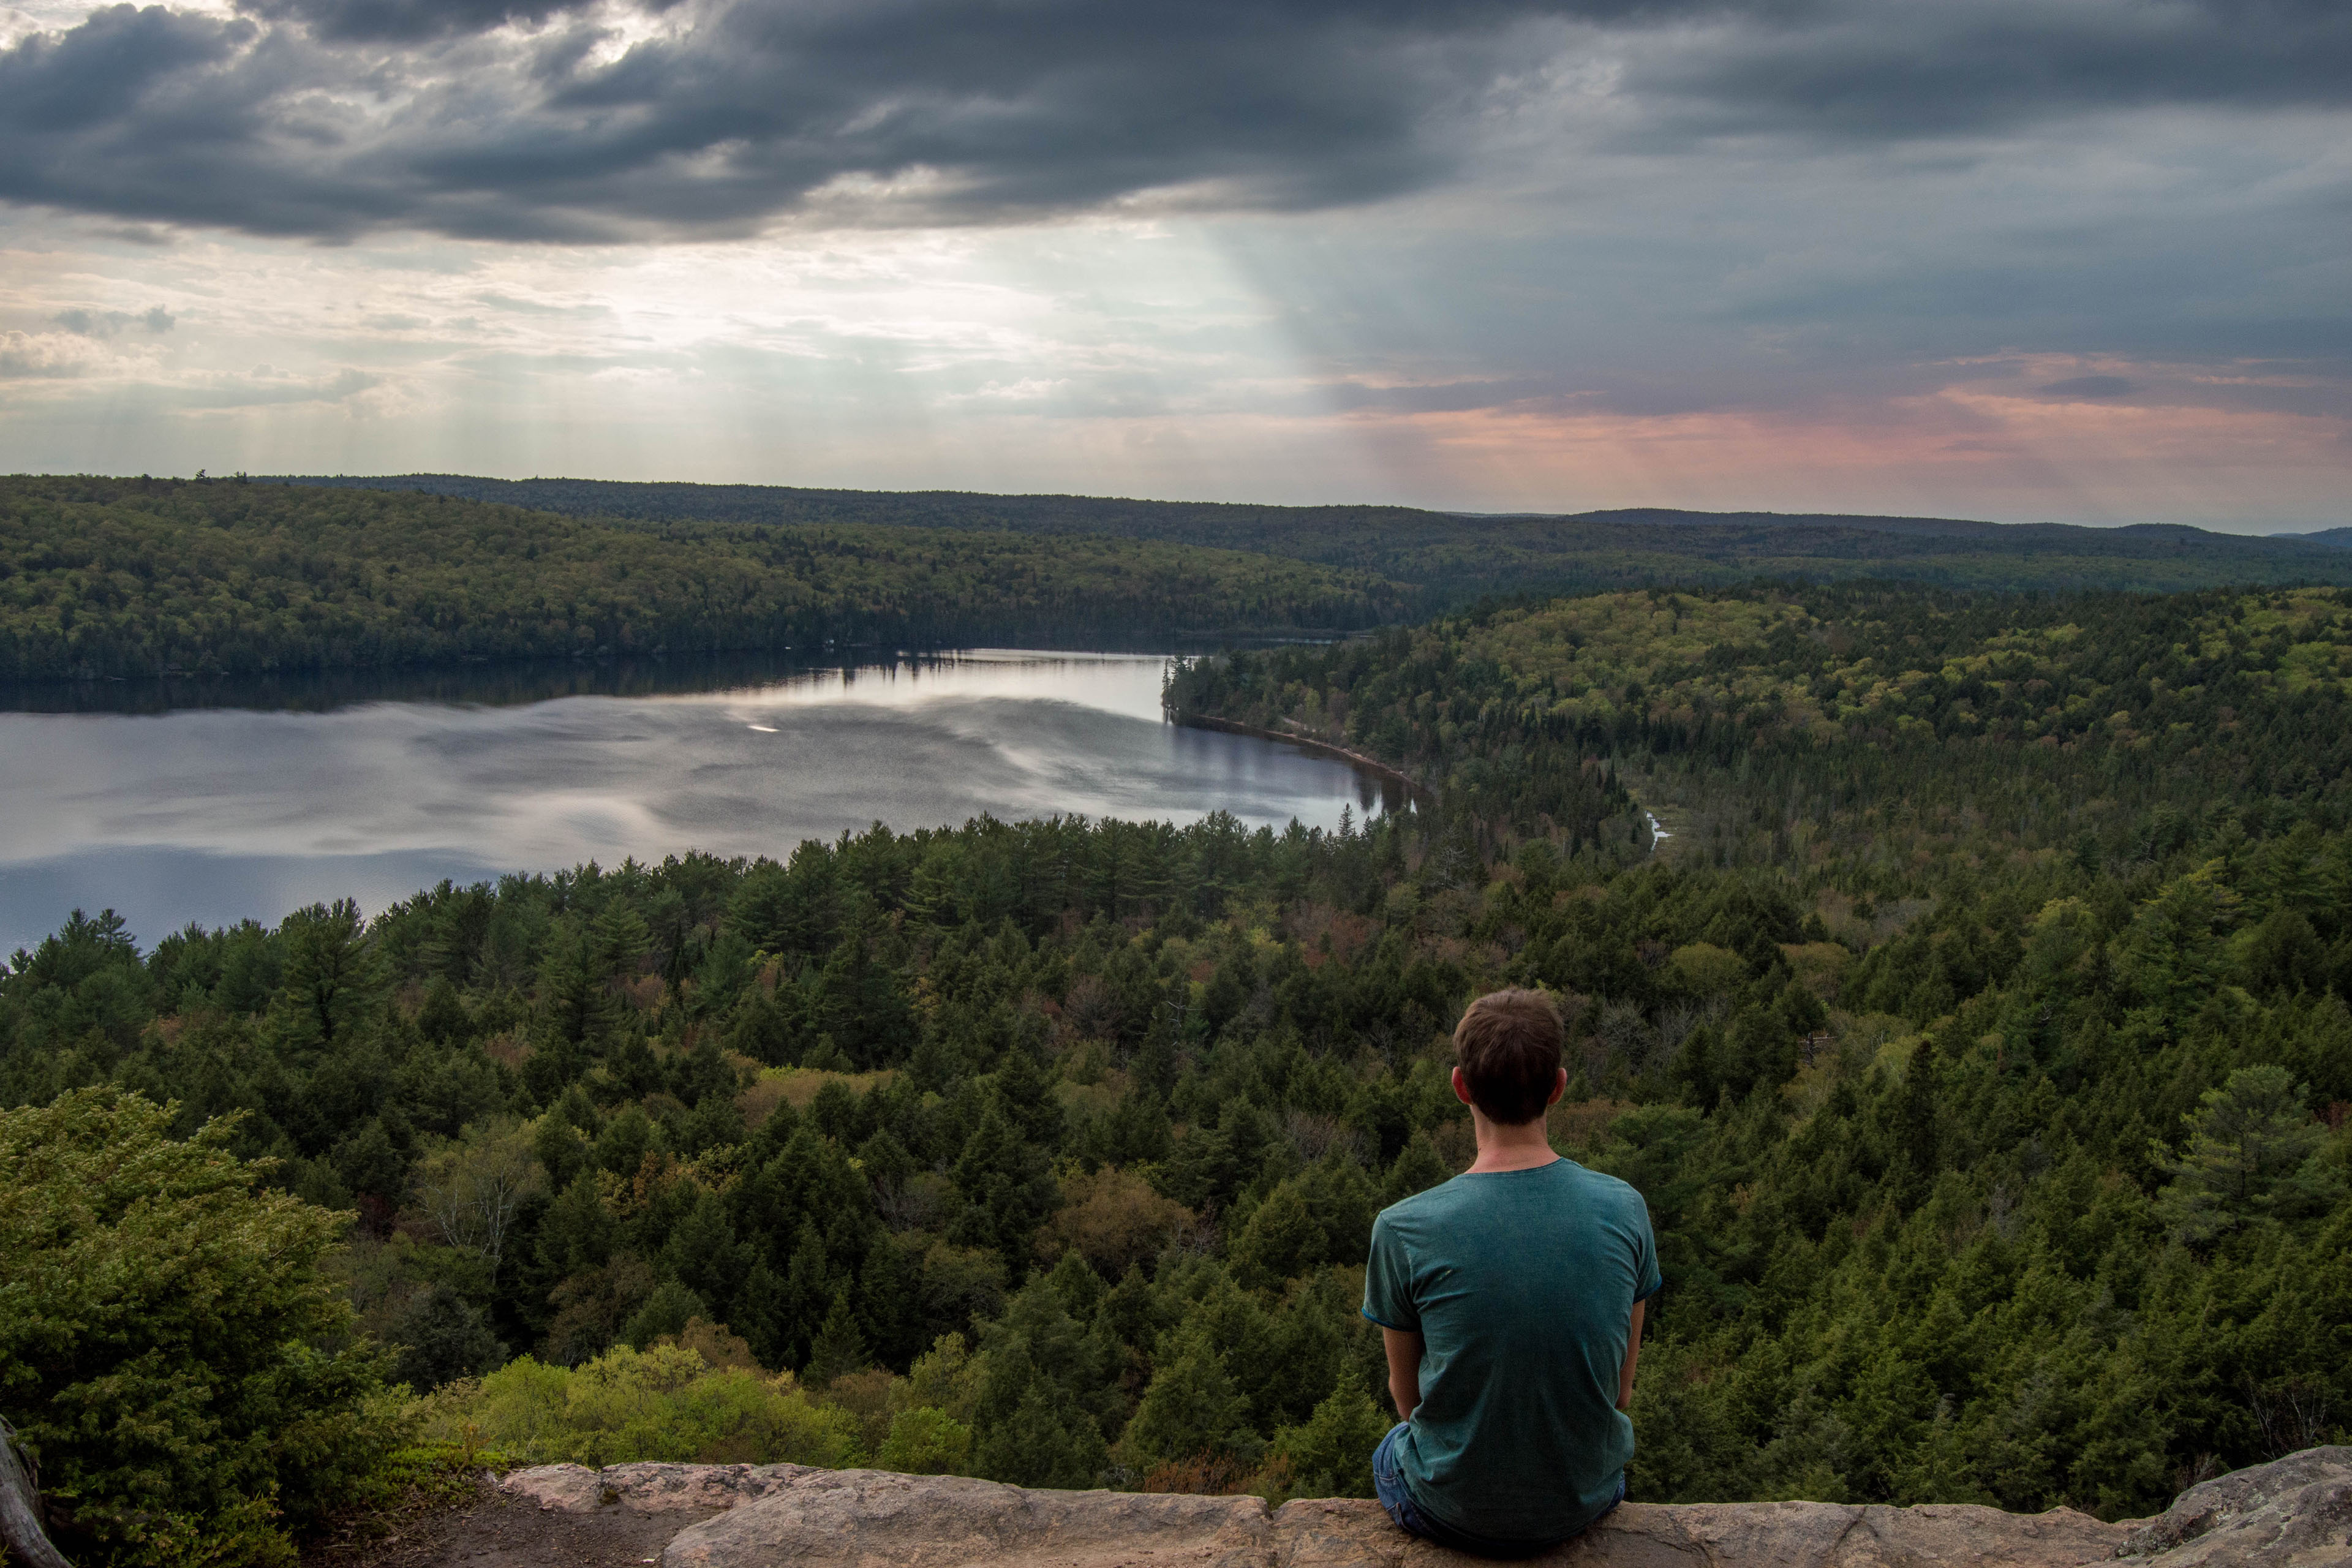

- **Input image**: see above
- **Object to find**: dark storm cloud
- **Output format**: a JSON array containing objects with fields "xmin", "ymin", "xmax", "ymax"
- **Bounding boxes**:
[
  {"xmin": 0, "ymin": 0, "xmax": 2346, "ymax": 240},
  {"xmin": 238, "ymin": 0, "xmax": 582, "ymax": 42},
  {"xmin": 1624, "ymin": 0, "xmax": 2352, "ymax": 143}
]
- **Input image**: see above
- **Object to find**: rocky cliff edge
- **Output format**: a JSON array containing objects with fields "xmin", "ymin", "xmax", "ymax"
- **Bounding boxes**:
[{"xmin": 496, "ymin": 1446, "xmax": 2352, "ymax": 1568}]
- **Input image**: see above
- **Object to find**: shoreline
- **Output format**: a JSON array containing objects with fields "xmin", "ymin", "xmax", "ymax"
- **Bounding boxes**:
[
  {"xmin": 0, "ymin": 640, "xmax": 1337, "ymax": 717},
  {"xmin": 1177, "ymin": 714, "xmax": 1436, "ymax": 807}
]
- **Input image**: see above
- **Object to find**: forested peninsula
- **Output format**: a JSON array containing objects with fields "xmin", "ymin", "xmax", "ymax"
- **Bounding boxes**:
[
  {"xmin": 5, "ymin": 581, "xmax": 2348, "ymax": 1566},
  {"xmin": 0, "ymin": 476, "xmax": 1406, "ymax": 681}
]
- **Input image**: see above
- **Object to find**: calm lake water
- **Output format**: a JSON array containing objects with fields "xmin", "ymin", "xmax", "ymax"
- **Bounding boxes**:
[{"xmin": 0, "ymin": 650, "xmax": 1398, "ymax": 952}]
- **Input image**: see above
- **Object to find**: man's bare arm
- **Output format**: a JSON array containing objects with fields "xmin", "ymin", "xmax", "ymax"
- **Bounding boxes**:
[
  {"xmin": 1381, "ymin": 1326, "xmax": 1425, "ymax": 1422},
  {"xmin": 1618, "ymin": 1297, "xmax": 1645, "ymax": 1412}
]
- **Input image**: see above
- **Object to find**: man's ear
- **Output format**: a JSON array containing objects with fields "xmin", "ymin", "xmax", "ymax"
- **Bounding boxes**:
[
  {"xmin": 1547, "ymin": 1067, "xmax": 1568, "ymax": 1107},
  {"xmin": 1451, "ymin": 1065, "xmax": 1474, "ymax": 1107}
]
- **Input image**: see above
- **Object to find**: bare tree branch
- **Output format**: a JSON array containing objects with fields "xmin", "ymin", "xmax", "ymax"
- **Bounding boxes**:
[{"xmin": 0, "ymin": 1418, "xmax": 72, "ymax": 1568}]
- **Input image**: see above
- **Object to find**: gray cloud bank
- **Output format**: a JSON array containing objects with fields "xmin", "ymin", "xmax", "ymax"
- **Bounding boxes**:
[
  {"xmin": 53, "ymin": 305, "xmax": 175, "ymax": 335},
  {"xmin": 1, "ymin": 0, "xmax": 2347, "ymax": 241}
]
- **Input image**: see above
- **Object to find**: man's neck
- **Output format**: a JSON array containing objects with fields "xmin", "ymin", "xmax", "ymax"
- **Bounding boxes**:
[{"xmin": 1465, "ymin": 1112, "xmax": 1559, "ymax": 1174}]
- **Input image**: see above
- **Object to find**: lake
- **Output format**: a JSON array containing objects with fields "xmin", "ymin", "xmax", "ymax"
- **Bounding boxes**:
[{"xmin": 0, "ymin": 650, "xmax": 1401, "ymax": 953}]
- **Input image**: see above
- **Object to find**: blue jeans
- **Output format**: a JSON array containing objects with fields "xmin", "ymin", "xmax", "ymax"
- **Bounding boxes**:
[{"xmin": 1371, "ymin": 1422, "xmax": 1625, "ymax": 1561}]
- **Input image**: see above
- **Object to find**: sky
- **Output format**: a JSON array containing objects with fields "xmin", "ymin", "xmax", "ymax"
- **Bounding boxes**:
[{"xmin": 1, "ymin": 0, "xmax": 2346, "ymax": 529}]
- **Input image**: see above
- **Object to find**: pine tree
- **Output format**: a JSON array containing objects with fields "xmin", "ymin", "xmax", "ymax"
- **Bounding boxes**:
[
  {"xmin": 728, "ymin": 985, "xmax": 797, "ymax": 1066},
  {"xmin": 592, "ymin": 900, "xmax": 651, "ymax": 984},
  {"xmin": 732, "ymin": 1261, "xmax": 788, "ymax": 1370},
  {"xmin": 974, "ymin": 1381, "xmax": 1107, "ymax": 1489},
  {"xmin": 854, "ymin": 1233, "xmax": 921, "ymax": 1369},
  {"xmin": 1229, "ymin": 1179, "xmax": 1325, "ymax": 1291},
  {"xmin": 1122, "ymin": 1328, "xmax": 1256, "ymax": 1469},
  {"xmin": 950, "ymin": 1101, "xmax": 1055, "ymax": 1258},
  {"xmin": 663, "ymin": 1188, "xmax": 752, "ymax": 1308},
  {"xmin": 993, "ymin": 1044, "xmax": 1065, "ymax": 1150},
  {"xmin": 695, "ymin": 929, "xmax": 756, "ymax": 1017},
  {"xmin": 273, "ymin": 899, "xmax": 383, "ymax": 1052},
  {"xmin": 535, "ymin": 914, "xmax": 604, "ymax": 1045},
  {"xmin": 807, "ymin": 1285, "xmax": 869, "ymax": 1383},
  {"xmin": 415, "ymin": 975, "xmax": 471, "ymax": 1043},
  {"xmin": 2154, "ymin": 1065, "xmax": 2335, "ymax": 1242},
  {"xmin": 1382, "ymin": 1134, "xmax": 1452, "ymax": 1205},
  {"xmin": 392, "ymin": 1284, "xmax": 505, "ymax": 1389},
  {"xmin": 620, "ymin": 1279, "xmax": 707, "ymax": 1350},
  {"xmin": 780, "ymin": 1218, "xmax": 835, "ymax": 1370},
  {"xmin": 1041, "ymin": 1250, "xmax": 1108, "ymax": 1319},
  {"xmin": 1267, "ymin": 1374, "xmax": 1391, "ymax": 1498}
]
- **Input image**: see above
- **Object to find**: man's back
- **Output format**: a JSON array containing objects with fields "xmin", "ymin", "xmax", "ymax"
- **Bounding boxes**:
[{"xmin": 1363, "ymin": 1158, "xmax": 1660, "ymax": 1544}]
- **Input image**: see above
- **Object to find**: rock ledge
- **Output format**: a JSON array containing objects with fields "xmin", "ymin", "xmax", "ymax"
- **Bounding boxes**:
[
  {"xmin": 2117, "ymin": 1447, "xmax": 2351, "ymax": 1567},
  {"xmin": 492, "ymin": 1449, "xmax": 2352, "ymax": 1568}
]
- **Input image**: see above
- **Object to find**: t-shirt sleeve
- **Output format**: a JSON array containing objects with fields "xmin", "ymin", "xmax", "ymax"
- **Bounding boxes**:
[
  {"xmin": 1362, "ymin": 1208, "xmax": 1417, "ymax": 1330},
  {"xmin": 1630, "ymin": 1197, "xmax": 1664, "ymax": 1303}
]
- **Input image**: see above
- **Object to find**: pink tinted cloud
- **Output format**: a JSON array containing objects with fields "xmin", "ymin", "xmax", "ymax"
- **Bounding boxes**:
[{"xmin": 1338, "ymin": 358, "xmax": 2351, "ymax": 526}]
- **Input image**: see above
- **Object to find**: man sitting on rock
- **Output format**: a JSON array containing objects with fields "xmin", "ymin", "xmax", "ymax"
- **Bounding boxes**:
[{"xmin": 1363, "ymin": 988, "xmax": 1661, "ymax": 1558}]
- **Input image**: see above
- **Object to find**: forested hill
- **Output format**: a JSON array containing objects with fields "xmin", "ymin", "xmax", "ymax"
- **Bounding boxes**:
[
  {"xmin": 273, "ymin": 473, "xmax": 2352, "ymax": 598},
  {"xmin": 12, "ymin": 470, "xmax": 2342, "ymax": 685},
  {"xmin": 1169, "ymin": 584, "xmax": 2352, "ymax": 875},
  {"xmin": 0, "ymin": 476, "xmax": 1405, "ymax": 681},
  {"xmin": 4, "ymin": 582, "xmax": 2347, "ymax": 1565}
]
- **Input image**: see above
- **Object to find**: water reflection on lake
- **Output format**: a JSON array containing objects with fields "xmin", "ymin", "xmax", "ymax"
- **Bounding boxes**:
[{"xmin": 0, "ymin": 650, "xmax": 1401, "ymax": 951}]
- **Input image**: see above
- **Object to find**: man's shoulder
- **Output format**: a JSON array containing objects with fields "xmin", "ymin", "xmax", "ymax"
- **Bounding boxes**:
[
  {"xmin": 1550, "ymin": 1158, "xmax": 1650, "ymax": 1217},
  {"xmin": 1373, "ymin": 1174, "xmax": 1464, "ymax": 1235},
  {"xmin": 1374, "ymin": 1159, "xmax": 1649, "ymax": 1225}
]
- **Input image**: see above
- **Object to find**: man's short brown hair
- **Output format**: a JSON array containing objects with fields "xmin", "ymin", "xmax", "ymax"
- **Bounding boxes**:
[{"xmin": 1453, "ymin": 989, "xmax": 1564, "ymax": 1126}]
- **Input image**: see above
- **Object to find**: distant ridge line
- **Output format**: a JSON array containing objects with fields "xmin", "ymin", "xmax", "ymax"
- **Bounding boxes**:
[
  {"xmin": 270, "ymin": 474, "xmax": 2021, "ymax": 536},
  {"xmin": 241, "ymin": 473, "xmax": 2352, "ymax": 597},
  {"xmin": 264, "ymin": 476, "xmax": 2345, "ymax": 546}
]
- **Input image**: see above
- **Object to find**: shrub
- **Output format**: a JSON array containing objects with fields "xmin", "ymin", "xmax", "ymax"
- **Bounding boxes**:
[
  {"xmin": 0, "ymin": 1088, "xmax": 399, "ymax": 1567},
  {"xmin": 422, "ymin": 1343, "xmax": 859, "ymax": 1467},
  {"xmin": 1039, "ymin": 1167, "xmax": 1196, "ymax": 1278},
  {"xmin": 875, "ymin": 1408, "xmax": 974, "ymax": 1475}
]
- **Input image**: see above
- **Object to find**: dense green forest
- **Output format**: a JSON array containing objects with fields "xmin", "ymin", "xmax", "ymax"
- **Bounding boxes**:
[
  {"xmin": 282, "ymin": 473, "xmax": 2352, "ymax": 600},
  {"xmin": 10, "ymin": 469, "xmax": 2345, "ymax": 685},
  {"xmin": 5, "ymin": 583, "xmax": 2350, "ymax": 1564},
  {"xmin": 0, "ymin": 477, "xmax": 1404, "ymax": 680}
]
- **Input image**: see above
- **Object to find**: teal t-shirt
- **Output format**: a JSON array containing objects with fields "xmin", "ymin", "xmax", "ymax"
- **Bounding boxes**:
[{"xmin": 1362, "ymin": 1158, "xmax": 1661, "ymax": 1544}]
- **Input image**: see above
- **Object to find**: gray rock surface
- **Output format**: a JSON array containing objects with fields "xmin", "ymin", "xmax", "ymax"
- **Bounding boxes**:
[
  {"xmin": 503, "ymin": 1461, "xmax": 824, "ymax": 1516},
  {"xmin": 1269, "ymin": 1495, "xmax": 2124, "ymax": 1567},
  {"xmin": 662, "ymin": 1468, "xmax": 1273, "ymax": 1568},
  {"xmin": 489, "ymin": 1448, "xmax": 2350, "ymax": 1568},
  {"xmin": 2117, "ymin": 1449, "xmax": 2352, "ymax": 1567}
]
